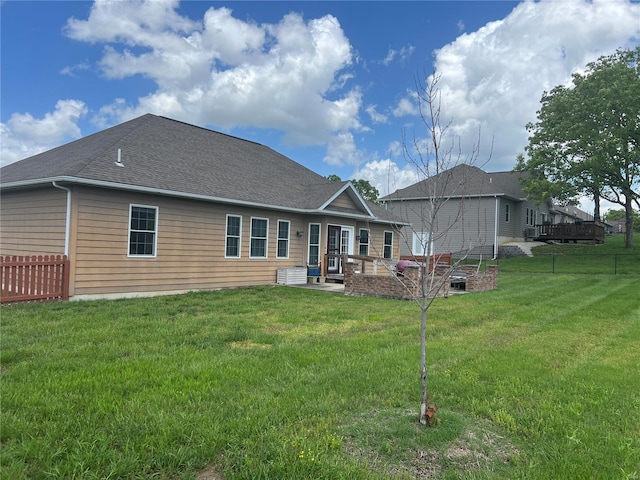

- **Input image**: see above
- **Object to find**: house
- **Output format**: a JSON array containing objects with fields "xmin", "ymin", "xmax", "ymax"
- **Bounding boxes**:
[
  {"xmin": 548, "ymin": 204, "xmax": 595, "ymax": 224},
  {"xmin": 0, "ymin": 114, "xmax": 403, "ymax": 300},
  {"xmin": 607, "ymin": 219, "xmax": 626, "ymax": 234},
  {"xmin": 380, "ymin": 164, "xmax": 552, "ymax": 259}
]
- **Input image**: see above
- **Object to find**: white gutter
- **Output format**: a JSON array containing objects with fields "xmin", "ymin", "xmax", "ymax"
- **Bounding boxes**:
[
  {"xmin": 52, "ymin": 182, "xmax": 71, "ymax": 256},
  {"xmin": 493, "ymin": 195, "xmax": 499, "ymax": 259}
]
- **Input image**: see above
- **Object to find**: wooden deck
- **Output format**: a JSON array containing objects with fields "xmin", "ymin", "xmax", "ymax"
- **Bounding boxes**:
[{"xmin": 536, "ymin": 223, "xmax": 605, "ymax": 244}]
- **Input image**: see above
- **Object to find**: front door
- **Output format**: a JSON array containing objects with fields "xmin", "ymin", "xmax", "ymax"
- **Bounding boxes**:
[{"xmin": 327, "ymin": 225, "xmax": 354, "ymax": 274}]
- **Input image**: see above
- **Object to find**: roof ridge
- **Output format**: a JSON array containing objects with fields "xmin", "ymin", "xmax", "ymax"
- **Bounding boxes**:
[{"xmin": 156, "ymin": 115, "xmax": 267, "ymax": 148}]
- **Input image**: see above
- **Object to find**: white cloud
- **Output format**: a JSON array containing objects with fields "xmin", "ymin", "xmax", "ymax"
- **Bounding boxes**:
[
  {"xmin": 64, "ymin": 1, "xmax": 364, "ymax": 165},
  {"xmin": 0, "ymin": 100, "xmax": 87, "ymax": 166},
  {"xmin": 60, "ymin": 62, "xmax": 91, "ymax": 77},
  {"xmin": 382, "ymin": 44, "xmax": 415, "ymax": 66},
  {"xmin": 365, "ymin": 105, "xmax": 388, "ymax": 124},
  {"xmin": 383, "ymin": 48, "xmax": 397, "ymax": 66},
  {"xmin": 429, "ymin": 0, "xmax": 640, "ymax": 171},
  {"xmin": 324, "ymin": 131, "xmax": 366, "ymax": 167},
  {"xmin": 392, "ymin": 91, "xmax": 419, "ymax": 117},
  {"xmin": 352, "ymin": 159, "xmax": 420, "ymax": 197}
]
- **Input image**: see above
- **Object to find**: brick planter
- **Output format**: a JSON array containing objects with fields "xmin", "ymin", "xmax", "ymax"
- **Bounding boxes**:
[
  {"xmin": 344, "ymin": 262, "xmax": 498, "ymax": 299},
  {"xmin": 344, "ymin": 263, "xmax": 450, "ymax": 300}
]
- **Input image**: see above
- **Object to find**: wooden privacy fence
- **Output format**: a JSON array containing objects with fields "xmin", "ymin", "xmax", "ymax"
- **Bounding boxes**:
[{"xmin": 1, "ymin": 255, "xmax": 70, "ymax": 304}]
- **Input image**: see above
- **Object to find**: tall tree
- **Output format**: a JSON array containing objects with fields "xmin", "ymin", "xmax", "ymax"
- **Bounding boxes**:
[
  {"xmin": 518, "ymin": 47, "xmax": 640, "ymax": 248},
  {"xmin": 326, "ymin": 175, "xmax": 381, "ymax": 204},
  {"xmin": 351, "ymin": 179, "xmax": 380, "ymax": 204}
]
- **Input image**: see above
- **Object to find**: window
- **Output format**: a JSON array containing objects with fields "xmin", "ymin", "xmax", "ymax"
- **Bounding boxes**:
[
  {"xmin": 505, "ymin": 204, "xmax": 510, "ymax": 223},
  {"xmin": 308, "ymin": 223, "xmax": 320, "ymax": 266},
  {"xmin": 383, "ymin": 231, "xmax": 393, "ymax": 259},
  {"xmin": 128, "ymin": 205, "xmax": 158, "ymax": 257},
  {"xmin": 412, "ymin": 232, "xmax": 433, "ymax": 256},
  {"xmin": 225, "ymin": 215, "xmax": 242, "ymax": 258},
  {"xmin": 358, "ymin": 228, "xmax": 369, "ymax": 256},
  {"xmin": 277, "ymin": 220, "xmax": 290, "ymax": 259},
  {"xmin": 250, "ymin": 217, "xmax": 268, "ymax": 258}
]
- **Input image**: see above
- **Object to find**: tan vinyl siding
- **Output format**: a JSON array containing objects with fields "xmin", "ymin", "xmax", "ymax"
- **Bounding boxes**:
[
  {"xmin": 330, "ymin": 191, "xmax": 358, "ymax": 210},
  {"xmin": 72, "ymin": 187, "xmax": 309, "ymax": 296},
  {"xmin": 0, "ymin": 187, "xmax": 67, "ymax": 256}
]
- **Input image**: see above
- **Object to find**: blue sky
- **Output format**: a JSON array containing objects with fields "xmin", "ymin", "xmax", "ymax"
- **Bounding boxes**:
[{"xmin": 2, "ymin": 0, "xmax": 639, "ymax": 207}]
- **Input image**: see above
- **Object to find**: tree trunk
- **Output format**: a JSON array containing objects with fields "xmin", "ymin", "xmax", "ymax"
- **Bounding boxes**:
[
  {"xmin": 590, "ymin": 186, "xmax": 601, "ymax": 222},
  {"xmin": 625, "ymin": 195, "xmax": 634, "ymax": 249},
  {"xmin": 419, "ymin": 302, "xmax": 428, "ymax": 425}
]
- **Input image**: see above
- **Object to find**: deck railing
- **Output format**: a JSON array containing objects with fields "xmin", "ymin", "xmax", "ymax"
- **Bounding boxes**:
[
  {"xmin": 1, "ymin": 255, "xmax": 70, "ymax": 304},
  {"xmin": 537, "ymin": 223, "xmax": 605, "ymax": 244}
]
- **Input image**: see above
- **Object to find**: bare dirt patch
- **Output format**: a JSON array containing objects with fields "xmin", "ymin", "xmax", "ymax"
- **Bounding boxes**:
[
  {"xmin": 342, "ymin": 409, "xmax": 520, "ymax": 479},
  {"xmin": 195, "ymin": 465, "xmax": 225, "ymax": 480}
]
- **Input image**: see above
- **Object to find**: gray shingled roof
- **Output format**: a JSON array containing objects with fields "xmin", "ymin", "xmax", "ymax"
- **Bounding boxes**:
[
  {"xmin": 1, "ymin": 114, "xmax": 399, "ymax": 223},
  {"xmin": 381, "ymin": 164, "xmax": 528, "ymax": 202}
]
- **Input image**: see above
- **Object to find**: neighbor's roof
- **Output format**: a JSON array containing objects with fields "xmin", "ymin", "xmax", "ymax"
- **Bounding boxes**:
[
  {"xmin": 1, "ymin": 114, "xmax": 398, "ymax": 224},
  {"xmin": 380, "ymin": 164, "xmax": 528, "ymax": 202}
]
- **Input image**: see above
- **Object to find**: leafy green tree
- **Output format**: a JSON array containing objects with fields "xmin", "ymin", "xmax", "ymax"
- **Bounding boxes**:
[
  {"xmin": 351, "ymin": 179, "xmax": 380, "ymax": 204},
  {"xmin": 326, "ymin": 175, "xmax": 380, "ymax": 204},
  {"xmin": 517, "ymin": 47, "xmax": 640, "ymax": 248}
]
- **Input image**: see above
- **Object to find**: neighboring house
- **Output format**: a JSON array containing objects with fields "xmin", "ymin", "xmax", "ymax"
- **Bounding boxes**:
[
  {"xmin": 380, "ymin": 164, "xmax": 551, "ymax": 259},
  {"xmin": 549, "ymin": 204, "xmax": 595, "ymax": 224},
  {"xmin": 0, "ymin": 114, "xmax": 403, "ymax": 300},
  {"xmin": 607, "ymin": 219, "xmax": 626, "ymax": 234}
]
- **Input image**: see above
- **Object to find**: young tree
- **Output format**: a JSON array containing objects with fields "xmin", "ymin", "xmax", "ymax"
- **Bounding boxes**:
[
  {"xmin": 384, "ymin": 72, "xmax": 490, "ymax": 425},
  {"xmin": 518, "ymin": 47, "xmax": 640, "ymax": 248}
]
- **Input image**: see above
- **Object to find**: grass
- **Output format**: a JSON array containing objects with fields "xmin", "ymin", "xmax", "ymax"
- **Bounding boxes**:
[
  {"xmin": 496, "ymin": 234, "xmax": 640, "ymax": 274},
  {"xmin": 1, "ymin": 268, "xmax": 639, "ymax": 478}
]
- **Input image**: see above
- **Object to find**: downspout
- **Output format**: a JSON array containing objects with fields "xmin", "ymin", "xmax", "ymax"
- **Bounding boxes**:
[
  {"xmin": 493, "ymin": 196, "xmax": 499, "ymax": 259},
  {"xmin": 52, "ymin": 182, "xmax": 71, "ymax": 256}
]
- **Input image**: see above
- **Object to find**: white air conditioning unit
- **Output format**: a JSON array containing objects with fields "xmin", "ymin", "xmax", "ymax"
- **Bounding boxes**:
[
  {"xmin": 276, "ymin": 267, "xmax": 308, "ymax": 285},
  {"xmin": 524, "ymin": 227, "xmax": 538, "ymax": 239}
]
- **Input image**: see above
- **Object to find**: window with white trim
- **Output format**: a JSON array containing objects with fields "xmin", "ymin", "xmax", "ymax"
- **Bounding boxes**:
[
  {"xmin": 383, "ymin": 231, "xmax": 393, "ymax": 259},
  {"xmin": 308, "ymin": 223, "xmax": 320, "ymax": 266},
  {"xmin": 277, "ymin": 220, "xmax": 290, "ymax": 259},
  {"xmin": 412, "ymin": 232, "xmax": 433, "ymax": 256},
  {"xmin": 505, "ymin": 204, "xmax": 510, "ymax": 223},
  {"xmin": 358, "ymin": 229, "xmax": 369, "ymax": 256},
  {"xmin": 225, "ymin": 215, "xmax": 242, "ymax": 258},
  {"xmin": 250, "ymin": 217, "xmax": 268, "ymax": 258},
  {"xmin": 128, "ymin": 205, "xmax": 158, "ymax": 257}
]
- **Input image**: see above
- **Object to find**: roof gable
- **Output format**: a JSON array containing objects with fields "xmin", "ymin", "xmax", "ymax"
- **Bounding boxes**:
[
  {"xmin": 320, "ymin": 182, "xmax": 374, "ymax": 217},
  {"xmin": 381, "ymin": 164, "xmax": 528, "ymax": 202}
]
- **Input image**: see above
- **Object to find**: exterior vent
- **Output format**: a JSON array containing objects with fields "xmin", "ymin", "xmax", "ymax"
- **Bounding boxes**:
[{"xmin": 276, "ymin": 267, "xmax": 308, "ymax": 285}]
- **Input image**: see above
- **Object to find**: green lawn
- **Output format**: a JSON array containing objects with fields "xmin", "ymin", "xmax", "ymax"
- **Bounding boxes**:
[
  {"xmin": 1, "ymin": 271, "xmax": 639, "ymax": 479},
  {"xmin": 497, "ymin": 234, "xmax": 640, "ymax": 274}
]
